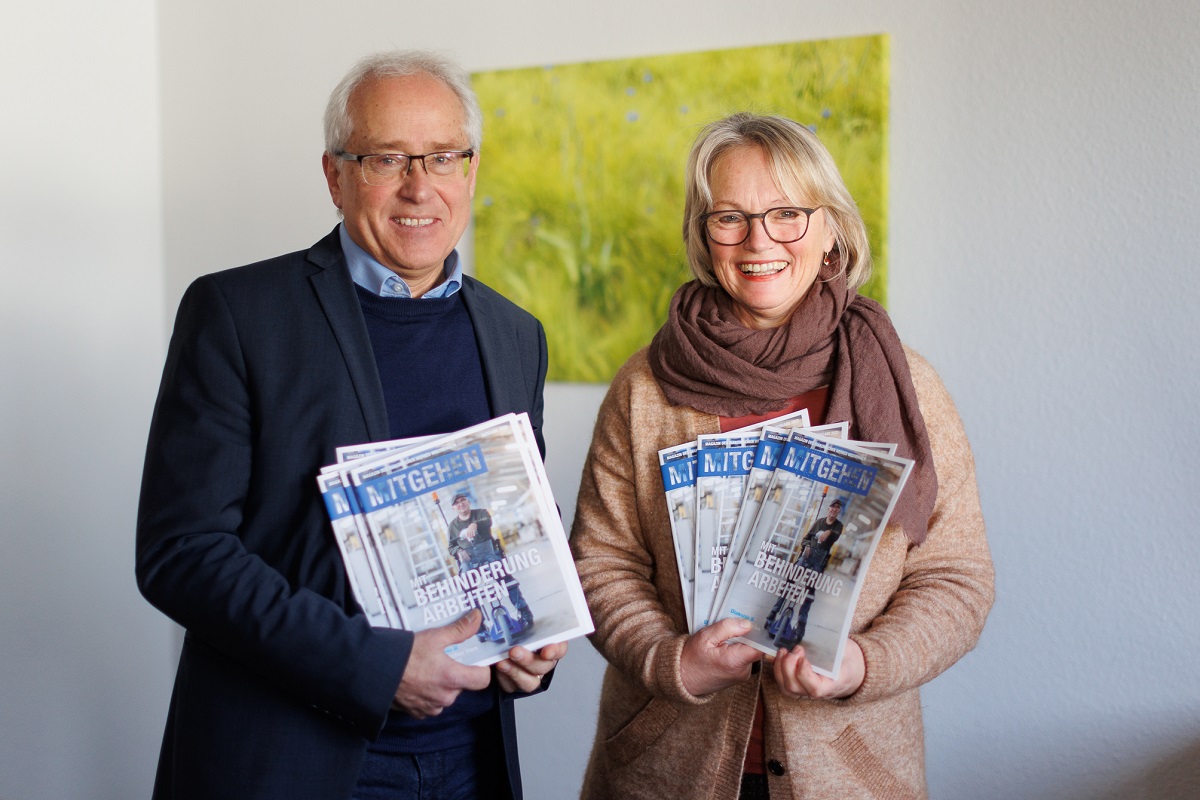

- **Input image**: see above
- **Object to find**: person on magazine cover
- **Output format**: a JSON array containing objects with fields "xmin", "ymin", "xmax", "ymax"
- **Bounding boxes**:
[
  {"xmin": 136, "ymin": 51, "xmax": 566, "ymax": 800},
  {"xmin": 799, "ymin": 498, "xmax": 845, "ymax": 569},
  {"xmin": 763, "ymin": 497, "xmax": 844, "ymax": 650},
  {"xmin": 448, "ymin": 493, "xmax": 535, "ymax": 632},
  {"xmin": 570, "ymin": 113, "xmax": 994, "ymax": 800}
]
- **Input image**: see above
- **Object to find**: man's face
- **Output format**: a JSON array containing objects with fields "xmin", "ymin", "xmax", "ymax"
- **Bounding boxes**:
[
  {"xmin": 322, "ymin": 74, "xmax": 478, "ymax": 297},
  {"xmin": 827, "ymin": 504, "xmax": 841, "ymax": 522},
  {"xmin": 453, "ymin": 496, "xmax": 470, "ymax": 518}
]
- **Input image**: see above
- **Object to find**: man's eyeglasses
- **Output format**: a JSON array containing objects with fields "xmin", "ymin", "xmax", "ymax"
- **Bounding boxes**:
[
  {"xmin": 700, "ymin": 206, "xmax": 818, "ymax": 246},
  {"xmin": 337, "ymin": 150, "xmax": 474, "ymax": 186}
]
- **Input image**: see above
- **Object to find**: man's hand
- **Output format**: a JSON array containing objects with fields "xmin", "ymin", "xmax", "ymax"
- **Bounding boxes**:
[
  {"xmin": 680, "ymin": 617, "xmax": 761, "ymax": 696},
  {"xmin": 495, "ymin": 641, "xmax": 568, "ymax": 694},
  {"xmin": 771, "ymin": 637, "xmax": 865, "ymax": 700},
  {"xmin": 393, "ymin": 609, "xmax": 491, "ymax": 719}
]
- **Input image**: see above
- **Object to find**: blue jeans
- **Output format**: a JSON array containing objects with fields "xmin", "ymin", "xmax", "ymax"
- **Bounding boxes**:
[{"xmin": 352, "ymin": 739, "xmax": 512, "ymax": 800}]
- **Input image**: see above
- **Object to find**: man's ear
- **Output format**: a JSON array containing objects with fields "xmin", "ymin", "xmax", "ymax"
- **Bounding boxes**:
[
  {"xmin": 466, "ymin": 150, "xmax": 479, "ymax": 199},
  {"xmin": 322, "ymin": 152, "xmax": 344, "ymax": 210}
]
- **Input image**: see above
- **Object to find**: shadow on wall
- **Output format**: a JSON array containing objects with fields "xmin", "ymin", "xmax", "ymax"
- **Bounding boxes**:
[{"xmin": 1082, "ymin": 739, "xmax": 1200, "ymax": 800}]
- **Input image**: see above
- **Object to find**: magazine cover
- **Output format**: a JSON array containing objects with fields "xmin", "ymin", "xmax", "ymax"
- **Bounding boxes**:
[
  {"xmin": 318, "ymin": 436, "xmax": 446, "ymax": 629},
  {"xmin": 317, "ymin": 470, "xmax": 398, "ymax": 629},
  {"xmin": 692, "ymin": 431, "xmax": 762, "ymax": 628},
  {"xmin": 709, "ymin": 419, "xmax": 841, "ymax": 621},
  {"xmin": 657, "ymin": 410, "xmax": 811, "ymax": 633},
  {"xmin": 845, "ymin": 440, "xmax": 899, "ymax": 456},
  {"xmin": 346, "ymin": 413, "xmax": 593, "ymax": 666},
  {"xmin": 714, "ymin": 429, "xmax": 913, "ymax": 678},
  {"xmin": 658, "ymin": 441, "xmax": 699, "ymax": 632},
  {"xmin": 321, "ymin": 427, "xmax": 558, "ymax": 633}
]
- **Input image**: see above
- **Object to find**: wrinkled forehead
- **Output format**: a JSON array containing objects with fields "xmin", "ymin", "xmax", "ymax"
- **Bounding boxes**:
[{"xmin": 347, "ymin": 74, "xmax": 468, "ymax": 149}]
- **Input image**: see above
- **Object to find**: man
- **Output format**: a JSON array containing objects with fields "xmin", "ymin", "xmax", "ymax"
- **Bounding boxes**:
[
  {"xmin": 136, "ymin": 51, "xmax": 565, "ymax": 800},
  {"xmin": 798, "ymin": 497, "xmax": 844, "ymax": 571},
  {"xmin": 447, "ymin": 493, "xmax": 534, "ymax": 631},
  {"xmin": 765, "ymin": 498, "xmax": 845, "ymax": 647},
  {"xmin": 448, "ymin": 493, "xmax": 502, "ymax": 569}
]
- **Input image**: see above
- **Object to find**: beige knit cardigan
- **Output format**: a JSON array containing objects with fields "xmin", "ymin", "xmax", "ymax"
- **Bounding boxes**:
[{"xmin": 570, "ymin": 346, "xmax": 994, "ymax": 800}]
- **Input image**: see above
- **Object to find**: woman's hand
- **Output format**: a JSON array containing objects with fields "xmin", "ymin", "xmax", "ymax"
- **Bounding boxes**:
[
  {"xmin": 771, "ymin": 638, "xmax": 865, "ymax": 700},
  {"xmin": 680, "ymin": 618, "xmax": 762, "ymax": 696}
]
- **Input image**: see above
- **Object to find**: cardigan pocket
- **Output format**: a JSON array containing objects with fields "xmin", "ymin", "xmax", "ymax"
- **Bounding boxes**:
[
  {"xmin": 831, "ymin": 724, "xmax": 921, "ymax": 800},
  {"xmin": 602, "ymin": 696, "xmax": 679, "ymax": 767}
]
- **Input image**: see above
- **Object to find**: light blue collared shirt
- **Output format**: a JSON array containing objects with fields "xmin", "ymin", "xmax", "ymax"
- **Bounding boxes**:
[{"xmin": 339, "ymin": 224, "xmax": 463, "ymax": 299}]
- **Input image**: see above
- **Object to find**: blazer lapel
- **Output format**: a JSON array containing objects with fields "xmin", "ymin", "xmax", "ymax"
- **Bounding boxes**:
[
  {"xmin": 306, "ymin": 229, "xmax": 391, "ymax": 442},
  {"xmin": 460, "ymin": 277, "xmax": 518, "ymax": 417}
]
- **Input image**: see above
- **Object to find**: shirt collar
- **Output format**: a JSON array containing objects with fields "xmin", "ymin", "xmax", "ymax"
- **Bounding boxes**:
[{"xmin": 339, "ymin": 223, "xmax": 463, "ymax": 299}]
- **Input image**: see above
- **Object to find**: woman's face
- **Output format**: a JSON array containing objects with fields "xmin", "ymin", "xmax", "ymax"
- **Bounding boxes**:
[{"xmin": 707, "ymin": 145, "xmax": 836, "ymax": 330}]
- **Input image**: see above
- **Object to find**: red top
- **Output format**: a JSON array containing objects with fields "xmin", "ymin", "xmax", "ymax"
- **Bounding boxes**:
[{"xmin": 719, "ymin": 386, "xmax": 829, "ymax": 435}]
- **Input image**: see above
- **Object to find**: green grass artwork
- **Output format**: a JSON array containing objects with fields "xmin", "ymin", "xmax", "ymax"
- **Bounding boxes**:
[{"xmin": 472, "ymin": 36, "xmax": 889, "ymax": 383}]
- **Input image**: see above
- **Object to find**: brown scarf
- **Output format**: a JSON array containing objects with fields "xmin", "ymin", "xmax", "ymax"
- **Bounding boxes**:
[{"xmin": 647, "ymin": 270, "xmax": 936, "ymax": 545}]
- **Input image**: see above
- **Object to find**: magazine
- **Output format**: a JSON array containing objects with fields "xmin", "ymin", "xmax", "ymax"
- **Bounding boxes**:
[
  {"xmin": 658, "ymin": 410, "xmax": 811, "ymax": 633},
  {"xmin": 658, "ymin": 441, "xmax": 699, "ymax": 632},
  {"xmin": 708, "ymin": 421, "xmax": 849, "ymax": 622},
  {"xmin": 692, "ymin": 430, "xmax": 762, "ymax": 628},
  {"xmin": 317, "ymin": 469, "xmax": 400, "ymax": 629},
  {"xmin": 316, "ymin": 433, "xmax": 447, "ymax": 629},
  {"xmin": 713, "ymin": 429, "xmax": 913, "ymax": 678},
  {"xmin": 342, "ymin": 413, "xmax": 593, "ymax": 666},
  {"xmin": 846, "ymin": 440, "xmax": 899, "ymax": 457}
]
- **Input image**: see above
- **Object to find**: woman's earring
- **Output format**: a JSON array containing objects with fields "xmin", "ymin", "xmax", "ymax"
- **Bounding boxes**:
[{"xmin": 822, "ymin": 251, "xmax": 831, "ymax": 266}]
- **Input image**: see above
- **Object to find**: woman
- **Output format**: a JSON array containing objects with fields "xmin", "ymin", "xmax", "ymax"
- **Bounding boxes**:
[{"xmin": 570, "ymin": 113, "xmax": 994, "ymax": 800}]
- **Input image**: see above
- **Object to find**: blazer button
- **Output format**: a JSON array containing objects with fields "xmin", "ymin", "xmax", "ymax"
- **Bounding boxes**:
[{"xmin": 767, "ymin": 760, "xmax": 786, "ymax": 776}]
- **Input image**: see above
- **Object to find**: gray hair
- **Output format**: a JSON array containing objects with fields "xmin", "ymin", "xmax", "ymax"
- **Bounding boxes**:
[
  {"xmin": 323, "ymin": 50, "xmax": 483, "ymax": 154},
  {"xmin": 682, "ymin": 112, "xmax": 872, "ymax": 292}
]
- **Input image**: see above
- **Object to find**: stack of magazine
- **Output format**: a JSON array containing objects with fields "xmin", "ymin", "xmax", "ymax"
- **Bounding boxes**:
[
  {"xmin": 318, "ymin": 412, "xmax": 594, "ymax": 667},
  {"xmin": 659, "ymin": 411, "xmax": 914, "ymax": 678}
]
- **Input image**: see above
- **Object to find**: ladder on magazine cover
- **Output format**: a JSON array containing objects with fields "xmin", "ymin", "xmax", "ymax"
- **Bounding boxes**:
[
  {"xmin": 714, "ymin": 482, "xmax": 740, "ymax": 552},
  {"xmin": 395, "ymin": 508, "xmax": 454, "ymax": 592}
]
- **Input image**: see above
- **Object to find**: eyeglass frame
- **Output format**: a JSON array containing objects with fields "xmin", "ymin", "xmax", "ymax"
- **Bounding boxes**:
[
  {"xmin": 336, "ymin": 150, "xmax": 475, "ymax": 184},
  {"xmin": 698, "ymin": 206, "xmax": 819, "ymax": 246}
]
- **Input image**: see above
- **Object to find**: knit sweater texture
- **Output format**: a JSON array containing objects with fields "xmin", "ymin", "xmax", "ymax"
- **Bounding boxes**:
[{"xmin": 570, "ymin": 346, "xmax": 994, "ymax": 800}]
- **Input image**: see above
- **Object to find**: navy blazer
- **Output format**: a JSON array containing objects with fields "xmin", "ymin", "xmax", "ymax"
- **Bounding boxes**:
[{"xmin": 136, "ymin": 229, "xmax": 548, "ymax": 800}]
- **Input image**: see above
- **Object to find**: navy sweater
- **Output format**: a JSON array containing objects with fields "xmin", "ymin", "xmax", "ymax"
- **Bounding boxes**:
[{"xmin": 356, "ymin": 286, "xmax": 496, "ymax": 754}]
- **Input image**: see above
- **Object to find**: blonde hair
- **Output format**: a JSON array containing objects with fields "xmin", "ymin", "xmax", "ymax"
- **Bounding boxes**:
[{"xmin": 682, "ymin": 112, "xmax": 872, "ymax": 291}]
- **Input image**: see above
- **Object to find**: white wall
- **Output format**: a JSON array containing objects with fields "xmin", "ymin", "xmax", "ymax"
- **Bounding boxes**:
[
  {"xmin": 0, "ymin": 1, "xmax": 175, "ymax": 799},
  {"xmin": 4, "ymin": 0, "xmax": 1198, "ymax": 798}
]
